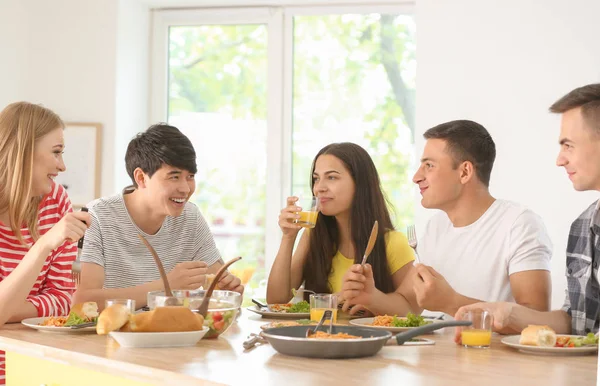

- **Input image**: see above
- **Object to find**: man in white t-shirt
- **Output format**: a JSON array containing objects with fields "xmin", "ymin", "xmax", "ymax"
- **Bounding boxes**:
[
  {"xmin": 73, "ymin": 124, "xmax": 243, "ymax": 310},
  {"xmin": 340, "ymin": 120, "xmax": 552, "ymax": 317},
  {"xmin": 411, "ymin": 120, "xmax": 552, "ymax": 317}
]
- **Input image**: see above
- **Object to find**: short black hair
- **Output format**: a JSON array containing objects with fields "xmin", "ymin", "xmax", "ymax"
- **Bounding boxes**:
[
  {"xmin": 423, "ymin": 120, "xmax": 496, "ymax": 187},
  {"xmin": 125, "ymin": 123, "xmax": 197, "ymax": 187}
]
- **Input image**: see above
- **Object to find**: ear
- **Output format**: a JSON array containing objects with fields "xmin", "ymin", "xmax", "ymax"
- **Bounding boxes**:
[
  {"xmin": 133, "ymin": 167, "xmax": 148, "ymax": 189},
  {"xmin": 459, "ymin": 161, "xmax": 475, "ymax": 185}
]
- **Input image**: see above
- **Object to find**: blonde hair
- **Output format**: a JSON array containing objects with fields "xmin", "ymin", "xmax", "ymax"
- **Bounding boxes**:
[{"xmin": 0, "ymin": 102, "xmax": 64, "ymax": 244}]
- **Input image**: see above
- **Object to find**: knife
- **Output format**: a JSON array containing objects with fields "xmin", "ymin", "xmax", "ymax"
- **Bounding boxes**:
[
  {"xmin": 70, "ymin": 321, "xmax": 96, "ymax": 329},
  {"xmin": 361, "ymin": 220, "xmax": 379, "ymax": 266}
]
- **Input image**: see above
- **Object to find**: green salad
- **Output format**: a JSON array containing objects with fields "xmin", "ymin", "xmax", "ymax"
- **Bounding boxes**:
[
  {"xmin": 64, "ymin": 313, "xmax": 97, "ymax": 327},
  {"xmin": 390, "ymin": 312, "xmax": 431, "ymax": 328},
  {"xmin": 567, "ymin": 333, "xmax": 599, "ymax": 347},
  {"xmin": 288, "ymin": 301, "xmax": 310, "ymax": 313},
  {"xmin": 204, "ymin": 309, "xmax": 236, "ymax": 338}
]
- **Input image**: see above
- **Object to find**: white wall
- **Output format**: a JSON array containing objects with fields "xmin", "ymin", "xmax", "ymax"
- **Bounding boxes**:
[
  {"xmin": 0, "ymin": 0, "xmax": 150, "ymax": 197},
  {"xmin": 115, "ymin": 0, "xmax": 151, "ymax": 190},
  {"xmin": 22, "ymin": 0, "xmax": 120, "ymax": 197},
  {"xmin": 416, "ymin": 0, "xmax": 600, "ymax": 308},
  {"xmin": 0, "ymin": 1, "xmax": 29, "ymax": 107}
]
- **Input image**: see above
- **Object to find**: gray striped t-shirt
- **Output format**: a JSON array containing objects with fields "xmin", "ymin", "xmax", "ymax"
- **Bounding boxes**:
[{"xmin": 80, "ymin": 194, "xmax": 222, "ymax": 289}]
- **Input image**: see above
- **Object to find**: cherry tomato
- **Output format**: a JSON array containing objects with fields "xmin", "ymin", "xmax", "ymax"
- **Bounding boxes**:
[{"xmin": 212, "ymin": 312, "xmax": 223, "ymax": 322}]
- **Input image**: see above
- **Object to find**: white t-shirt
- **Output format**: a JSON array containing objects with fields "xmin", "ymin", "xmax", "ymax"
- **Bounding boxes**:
[
  {"xmin": 80, "ymin": 194, "xmax": 222, "ymax": 289},
  {"xmin": 420, "ymin": 199, "xmax": 552, "ymax": 307}
]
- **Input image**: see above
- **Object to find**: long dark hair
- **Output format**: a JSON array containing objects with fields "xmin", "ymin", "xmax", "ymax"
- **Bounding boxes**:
[{"xmin": 302, "ymin": 143, "xmax": 395, "ymax": 295}]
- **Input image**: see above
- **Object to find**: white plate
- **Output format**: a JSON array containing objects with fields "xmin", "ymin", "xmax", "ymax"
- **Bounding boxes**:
[
  {"xmin": 247, "ymin": 305, "xmax": 310, "ymax": 319},
  {"xmin": 501, "ymin": 335, "xmax": 598, "ymax": 355},
  {"xmin": 21, "ymin": 317, "xmax": 97, "ymax": 333},
  {"xmin": 349, "ymin": 317, "xmax": 438, "ymax": 332},
  {"xmin": 109, "ymin": 327, "xmax": 209, "ymax": 348}
]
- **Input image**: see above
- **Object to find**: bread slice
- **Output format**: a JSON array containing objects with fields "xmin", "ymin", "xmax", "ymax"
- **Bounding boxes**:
[
  {"xmin": 96, "ymin": 304, "xmax": 130, "ymax": 335},
  {"xmin": 70, "ymin": 302, "xmax": 99, "ymax": 320}
]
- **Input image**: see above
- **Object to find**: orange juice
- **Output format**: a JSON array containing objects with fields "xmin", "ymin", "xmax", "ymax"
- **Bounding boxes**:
[
  {"xmin": 310, "ymin": 308, "xmax": 338, "ymax": 323},
  {"xmin": 296, "ymin": 211, "xmax": 318, "ymax": 228},
  {"xmin": 461, "ymin": 329, "xmax": 492, "ymax": 347}
]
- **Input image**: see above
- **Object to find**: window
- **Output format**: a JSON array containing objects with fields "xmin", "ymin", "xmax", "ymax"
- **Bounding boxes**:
[
  {"xmin": 291, "ymin": 12, "xmax": 416, "ymax": 229},
  {"xmin": 167, "ymin": 23, "xmax": 269, "ymax": 299},
  {"xmin": 151, "ymin": 4, "xmax": 415, "ymax": 304}
]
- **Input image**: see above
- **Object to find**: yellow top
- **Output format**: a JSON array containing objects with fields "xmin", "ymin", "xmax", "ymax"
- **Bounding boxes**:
[{"xmin": 327, "ymin": 230, "xmax": 414, "ymax": 293}]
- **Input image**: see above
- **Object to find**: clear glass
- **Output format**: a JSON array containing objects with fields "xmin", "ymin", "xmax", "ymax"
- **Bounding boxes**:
[
  {"xmin": 460, "ymin": 310, "xmax": 493, "ymax": 348},
  {"xmin": 309, "ymin": 293, "xmax": 338, "ymax": 324},
  {"xmin": 292, "ymin": 196, "xmax": 320, "ymax": 228},
  {"xmin": 167, "ymin": 24, "xmax": 268, "ymax": 306},
  {"xmin": 291, "ymin": 14, "xmax": 416, "ymax": 230},
  {"xmin": 105, "ymin": 299, "xmax": 136, "ymax": 312}
]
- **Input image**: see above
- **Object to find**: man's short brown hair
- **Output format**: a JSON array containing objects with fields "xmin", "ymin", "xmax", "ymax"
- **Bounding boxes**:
[{"xmin": 550, "ymin": 83, "xmax": 600, "ymax": 132}]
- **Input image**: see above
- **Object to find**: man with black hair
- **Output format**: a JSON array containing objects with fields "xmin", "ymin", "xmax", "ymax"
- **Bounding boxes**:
[{"xmin": 73, "ymin": 124, "xmax": 243, "ymax": 310}]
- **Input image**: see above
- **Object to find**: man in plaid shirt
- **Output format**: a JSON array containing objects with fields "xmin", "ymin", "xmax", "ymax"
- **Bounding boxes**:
[{"xmin": 453, "ymin": 83, "xmax": 600, "ymax": 337}]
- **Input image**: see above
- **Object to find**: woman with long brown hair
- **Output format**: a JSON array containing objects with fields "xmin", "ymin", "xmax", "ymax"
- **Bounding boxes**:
[
  {"xmin": 267, "ymin": 142, "xmax": 419, "ymax": 315},
  {"xmin": 0, "ymin": 102, "xmax": 90, "ymax": 384}
]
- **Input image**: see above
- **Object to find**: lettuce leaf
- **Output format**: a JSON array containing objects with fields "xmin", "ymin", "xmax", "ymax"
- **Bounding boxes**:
[
  {"xmin": 391, "ymin": 312, "xmax": 430, "ymax": 327},
  {"xmin": 64, "ymin": 312, "xmax": 87, "ymax": 326},
  {"xmin": 288, "ymin": 301, "xmax": 310, "ymax": 313}
]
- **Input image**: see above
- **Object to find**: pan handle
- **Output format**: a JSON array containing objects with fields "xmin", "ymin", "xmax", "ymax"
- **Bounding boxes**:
[{"xmin": 394, "ymin": 320, "xmax": 472, "ymax": 345}]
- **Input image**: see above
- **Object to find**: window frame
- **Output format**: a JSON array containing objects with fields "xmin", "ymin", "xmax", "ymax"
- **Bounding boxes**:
[{"xmin": 150, "ymin": 2, "xmax": 414, "ymax": 273}]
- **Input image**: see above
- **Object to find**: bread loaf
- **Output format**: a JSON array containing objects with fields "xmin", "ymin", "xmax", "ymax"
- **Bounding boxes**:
[
  {"xmin": 126, "ymin": 307, "xmax": 205, "ymax": 333},
  {"xmin": 519, "ymin": 325, "xmax": 557, "ymax": 347}
]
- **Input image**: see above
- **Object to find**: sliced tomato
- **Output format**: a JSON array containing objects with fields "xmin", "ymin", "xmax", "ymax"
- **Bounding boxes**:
[
  {"xmin": 213, "ymin": 320, "xmax": 225, "ymax": 331},
  {"xmin": 212, "ymin": 312, "xmax": 223, "ymax": 322},
  {"xmin": 555, "ymin": 336, "xmax": 570, "ymax": 347}
]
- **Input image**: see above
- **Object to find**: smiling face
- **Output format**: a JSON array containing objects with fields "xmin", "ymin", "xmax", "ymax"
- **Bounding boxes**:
[
  {"xmin": 556, "ymin": 107, "xmax": 600, "ymax": 191},
  {"xmin": 138, "ymin": 164, "xmax": 196, "ymax": 217},
  {"xmin": 31, "ymin": 127, "xmax": 66, "ymax": 196},
  {"xmin": 412, "ymin": 138, "xmax": 464, "ymax": 210},
  {"xmin": 312, "ymin": 154, "xmax": 356, "ymax": 217}
]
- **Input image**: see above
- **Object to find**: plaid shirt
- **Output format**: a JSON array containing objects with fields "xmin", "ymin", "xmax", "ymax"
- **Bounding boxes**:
[{"xmin": 562, "ymin": 200, "xmax": 600, "ymax": 335}]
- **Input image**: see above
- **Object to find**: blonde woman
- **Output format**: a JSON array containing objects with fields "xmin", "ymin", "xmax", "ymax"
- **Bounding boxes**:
[{"xmin": 0, "ymin": 102, "xmax": 90, "ymax": 384}]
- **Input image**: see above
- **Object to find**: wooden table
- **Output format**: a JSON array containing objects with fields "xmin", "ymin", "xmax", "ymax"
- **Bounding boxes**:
[{"xmin": 0, "ymin": 311, "xmax": 597, "ymax": 385}]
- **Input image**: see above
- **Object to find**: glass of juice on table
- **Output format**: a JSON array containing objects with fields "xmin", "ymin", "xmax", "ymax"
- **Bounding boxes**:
[
  {"xmin": 292, "ymin": 197, "xmax": 320, "ymax": 228},
  {"xmin": 460, "ymin": 309, "xmax": 493, "ymax": 348},
  {"xmin": 310, "ymin": 293, "xmax": 338, "ymax": 323}
]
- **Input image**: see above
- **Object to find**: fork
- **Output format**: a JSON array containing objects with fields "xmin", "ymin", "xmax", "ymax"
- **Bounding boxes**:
[
  {"xmin": 71, "ymin": 207, "xmax": 88, "ymax": 285},
  {"xmin": 407, "ymin": 225, "xmax": 421, "ymax": 264}
]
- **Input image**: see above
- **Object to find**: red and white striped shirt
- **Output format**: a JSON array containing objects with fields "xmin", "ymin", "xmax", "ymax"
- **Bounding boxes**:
[{"xmin": 0, "ymin": 183, "xmax": 77, "ymax": 384}]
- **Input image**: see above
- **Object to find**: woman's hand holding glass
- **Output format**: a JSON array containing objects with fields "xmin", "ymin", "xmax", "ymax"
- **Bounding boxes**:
[{"xmin": 278, "ymin": 196, "xmax": 303, "ymax": 238}]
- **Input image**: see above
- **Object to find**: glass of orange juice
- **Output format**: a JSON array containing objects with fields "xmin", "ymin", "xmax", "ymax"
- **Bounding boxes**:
[
  {"xmin": 292, "ymin": 197, "xmax": 320, "ymax": 228},
  {"xmin": 460, "ymin": 310, "xmax": 493, "ymax": 348},
  {"xmin": 309, "ymin": 293, "xmax": 338, "ymax": 324}
]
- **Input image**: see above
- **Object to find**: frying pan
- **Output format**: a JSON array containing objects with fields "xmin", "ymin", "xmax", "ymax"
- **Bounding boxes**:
[{"xmin": 261, "ymin": 320, "xmax": 471, "ymax": 359}]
